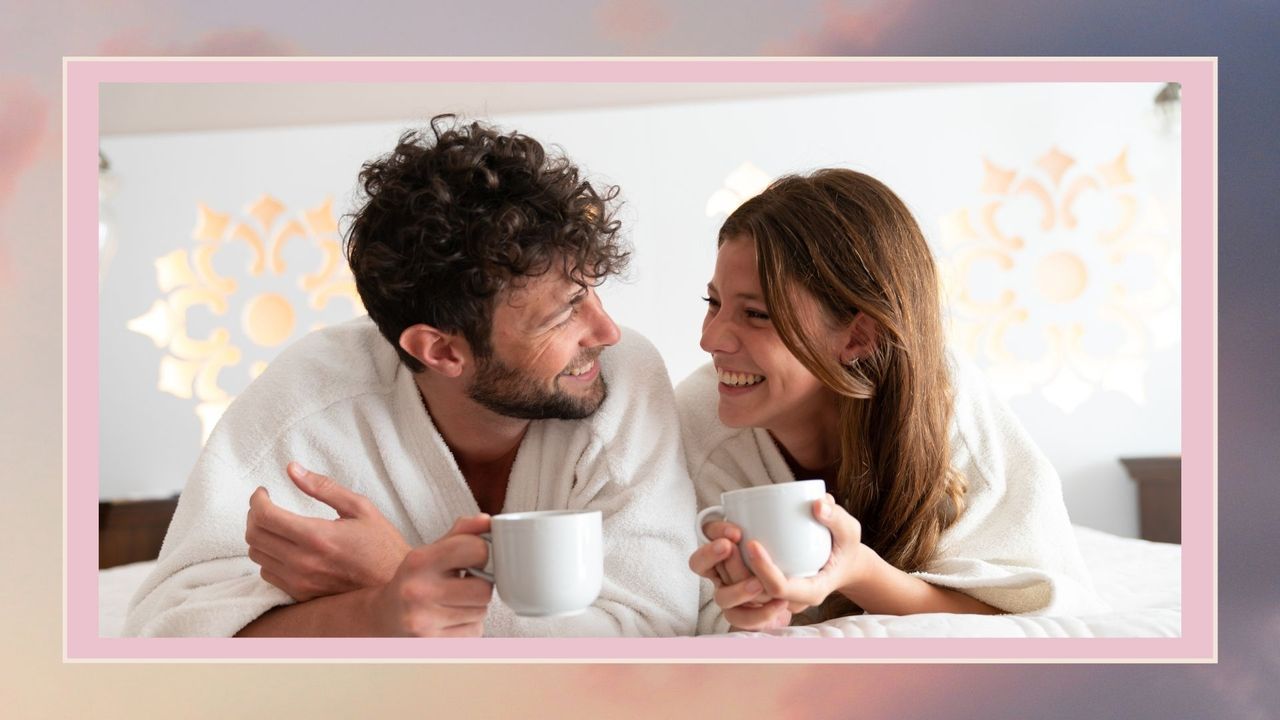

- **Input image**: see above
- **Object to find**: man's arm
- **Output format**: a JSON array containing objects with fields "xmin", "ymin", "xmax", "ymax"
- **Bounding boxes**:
[
  {"xmin": 245, "ymin": 463, "xmax": 412, "ymax": 602},
  {"xmin": 238, "ymin": 522, "xmax": 494, "ymax": 637},
  {"xmin": 236, "ymin": 587, "xmax": 383, "ymax": 637}
]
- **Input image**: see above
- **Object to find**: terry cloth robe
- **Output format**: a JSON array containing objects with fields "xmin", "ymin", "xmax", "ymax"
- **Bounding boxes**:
[
  {"xmin": 124, "ymin": 318, "xmax": 699, "ymax": 638},
  {"xmin": 677, "ymin": 355, "xmax": 1107, "ymax": 635}
]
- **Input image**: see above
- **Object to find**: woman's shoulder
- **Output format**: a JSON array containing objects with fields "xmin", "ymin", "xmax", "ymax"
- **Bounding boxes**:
[
  {"xmin": 943, "ymin": 349, "xmax": 1058, "ymax": 499},
  {"xmin": 674, "ymin": 363, "xmax": 755, "ymax": 469},
  {"xmin": 945, "ymin": 349, "xmax": 1015, "ymax": 443},
  {"xmin": 674, "ymin": 363, "xmax": 782, "ymax": 502},
  {"xmin": 674, "ymin": 362, "xmax": 718, "ymax": 423}
]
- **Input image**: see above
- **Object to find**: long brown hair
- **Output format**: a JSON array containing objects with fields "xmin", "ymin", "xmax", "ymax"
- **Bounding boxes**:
[{"xmin": 720, "ymin": 169, "xmax": 966, "ymax": 614}]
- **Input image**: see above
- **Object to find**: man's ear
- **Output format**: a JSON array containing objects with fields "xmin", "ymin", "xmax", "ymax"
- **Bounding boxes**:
[
  {"xmin": 400, "ymin": 324, "xmax": 471, "ymax": 378},
  {"xmin": 838, "ymin": 312, "xmax": 880, "ymax": 365}
]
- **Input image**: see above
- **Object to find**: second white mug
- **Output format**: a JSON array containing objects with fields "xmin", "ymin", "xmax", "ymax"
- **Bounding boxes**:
[{"xmin": 695, "ymin": 479, "xmax": 833, "ymax": 579}]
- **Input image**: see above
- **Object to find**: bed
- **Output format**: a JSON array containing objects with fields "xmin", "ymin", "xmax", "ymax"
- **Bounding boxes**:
[{"xmin": 99, "ymin": 525, "xmax": 1178, "ymax": 638}]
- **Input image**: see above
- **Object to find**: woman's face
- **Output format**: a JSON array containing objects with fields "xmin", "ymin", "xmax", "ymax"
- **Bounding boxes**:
[{"xmin": 700, "ymin": 235, "xmax": 838, "ymax": 431}]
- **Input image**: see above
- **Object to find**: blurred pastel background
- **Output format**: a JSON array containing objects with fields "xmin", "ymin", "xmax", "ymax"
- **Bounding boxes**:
[{"xmin": 4, "ymin": 1, "xmax": 1278, "ymax": 718}]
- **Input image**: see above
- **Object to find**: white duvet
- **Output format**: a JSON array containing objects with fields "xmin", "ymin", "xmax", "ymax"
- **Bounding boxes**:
[
  {"xmin": 719, "ymin": 525, "xmax": 1180, "ymax": 638},
  {"xmin": 99, "ymin": 525, "xmax": 1180, "ymax": 639}
]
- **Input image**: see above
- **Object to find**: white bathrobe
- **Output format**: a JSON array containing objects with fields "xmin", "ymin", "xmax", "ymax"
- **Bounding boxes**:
[
  {"xmin": 124, "ymin": 318, "xmax": 699, "ymax": 638},
  {"xmin": 677, "ymin": 356, "xmax": 1106, "ymax": 635}
]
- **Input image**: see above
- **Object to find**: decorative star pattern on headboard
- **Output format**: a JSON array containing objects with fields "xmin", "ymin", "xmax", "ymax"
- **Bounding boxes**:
[
  {"xmin": 939, "ymin": 148, "xmax": 1178, "ymax": 413},
  {"xmin": 128, "ymin": 194, "xmax": 365, "ymax": 443}
]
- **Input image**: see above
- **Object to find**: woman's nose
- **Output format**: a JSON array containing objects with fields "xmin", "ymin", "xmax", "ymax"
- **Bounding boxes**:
[{"xmin": 700, "ymin": 310, "xmax": 737, "ymax": 355}]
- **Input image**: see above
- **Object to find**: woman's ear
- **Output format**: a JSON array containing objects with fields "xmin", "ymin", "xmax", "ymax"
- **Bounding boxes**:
[
  {"xmin": 399, "ymin": 324, "xmax": 471, "ymax": 378},
  {"xmin": 838, "ymin": 312, "xmax": 879, "ymax": 365}
]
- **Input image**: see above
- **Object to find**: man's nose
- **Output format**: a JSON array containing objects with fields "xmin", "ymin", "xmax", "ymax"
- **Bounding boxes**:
[{"xmin": 584, "ymin": 289, "xmax": 621, "ymax": 347}]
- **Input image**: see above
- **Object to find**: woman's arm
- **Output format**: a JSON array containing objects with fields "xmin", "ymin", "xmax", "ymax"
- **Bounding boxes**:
[
  {"xmin": 745, "ymin": 496, "xmax": 1001, "ymax": 617},
  {"xmin": 835, "ymin": 544, "xmax": 1000, "ymax": 615}
]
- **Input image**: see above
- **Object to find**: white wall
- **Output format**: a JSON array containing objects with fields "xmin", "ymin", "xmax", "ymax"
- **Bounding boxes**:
[{"xmin": 100, "ymin": 83, "xmax": 1180, "ymax": 537}]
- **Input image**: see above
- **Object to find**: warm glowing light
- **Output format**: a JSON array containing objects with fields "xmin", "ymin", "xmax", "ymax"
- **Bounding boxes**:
[
  {"xmin": 157, "ymin": 356, "xmax": 199, "ymax": 399},
  {"xmin": 155, "ymin": 249, "xmax": 198, "ymax": 293},
  {"xmin": 270, "ymin": 219, "xmax": 306, "ymax": 275},
  {"xmin": 243, "ymin": 292, "xmax": 296, "ymax": 347},
  {"xmin": 304, "ymin": 198, "xmax": 339, "ymax": 234},
  {"xmin": 131, "ymin": 195, "xmax": 365, "ymax": 444},
  {"xmin": 231, "ymin": 223, "xmax": 266, "ymax": 276},
  {"xmin": 942, "ymin": 147, "xmax": 1173, "ymax": 413},
  {"xmin": 706, "ymin": 162, "xmax": 772, "ymax": 218},
  {"xmin": 249, "ymin": 361, "xmax": 269, "ymax": 380},
  {"xmin": 1098, "ymin": 149, "xmax": 1135, "ymax": 187},
  {"xmin": 247, "ymin": 194, "xmax": 286, "ymax": 233},
  {"xmin": 1035, "ymin": 146, "xmax": 1076, "ymax": 186},
  {"xmin": 127, "ymin": 300, "xmax": 176, "ymax": 348},
  {"xmin": 1036, "ymin": 252, "xmax": 1088, "ymax": 303},
  {"xmin": 193, "ymin": 204, "xmax": 230, "ymax": 242}
]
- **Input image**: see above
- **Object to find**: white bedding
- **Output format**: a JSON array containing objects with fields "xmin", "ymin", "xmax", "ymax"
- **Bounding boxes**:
[
  {"xmin": 717, "ymin": 525, "xmax": 1181, "ymax": 638},
  {"xmin": 98, "ymin": 525, "xmax": 1180, "ymax": 639}
]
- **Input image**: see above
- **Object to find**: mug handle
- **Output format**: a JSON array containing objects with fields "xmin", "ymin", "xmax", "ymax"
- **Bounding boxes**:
[
  {"xmin": 694, "ymin": 505, "xmax": 725, "ymax": 544},
  {"xmin": 462, "ymin": 532, "xmax": 494, "ymax": 583}
]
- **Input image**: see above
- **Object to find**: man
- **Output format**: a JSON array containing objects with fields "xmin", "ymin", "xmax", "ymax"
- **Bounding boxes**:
[{"xmin": 123, "ymin": 116, "xmax": 699, "ymax": 637}]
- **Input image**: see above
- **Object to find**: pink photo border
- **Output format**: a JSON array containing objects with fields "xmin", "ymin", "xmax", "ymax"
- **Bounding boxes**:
[{"xmin": 65, "ymin": 57, "xmax": 1216, "ymax": 662}]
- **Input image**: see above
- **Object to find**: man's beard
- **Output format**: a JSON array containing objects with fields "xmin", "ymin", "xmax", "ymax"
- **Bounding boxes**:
[{"xmin": 467, "ymin": 350, "xmax": 607, "ymax": 420}]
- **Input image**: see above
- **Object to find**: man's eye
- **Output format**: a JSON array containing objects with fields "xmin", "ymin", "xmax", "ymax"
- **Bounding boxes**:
[{"xmin": 555, "ymin": 306, "xmax": 579, "ymax": 328}]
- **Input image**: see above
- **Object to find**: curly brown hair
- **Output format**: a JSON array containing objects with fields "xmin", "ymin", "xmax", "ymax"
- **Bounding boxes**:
[{"xmin": 346, "ymin": 114, "xmax": 629, "ymax": 372}]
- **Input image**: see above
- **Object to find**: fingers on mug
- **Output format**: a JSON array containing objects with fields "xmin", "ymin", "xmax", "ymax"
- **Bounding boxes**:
[
  {"xmin": 695, "ymin": 505, "xmax": 726, "ymax": 544},
  {"xmin": 463, "ymin": 533, "xmax": 494, "ymax": 582}
]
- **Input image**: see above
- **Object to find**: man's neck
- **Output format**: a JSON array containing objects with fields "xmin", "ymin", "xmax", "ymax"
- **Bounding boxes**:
[{"xmin": 414, "ymin": 373, "xmax": 528, "ymax": 515}]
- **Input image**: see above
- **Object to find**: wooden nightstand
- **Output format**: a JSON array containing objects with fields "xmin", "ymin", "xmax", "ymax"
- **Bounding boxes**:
[
  {"xmin": 98, "ymin": 496, "xmax": 179, "ymax": 568},
  {"xmin": 1119, "ymin": 456, "xmax": 1181, "ymax": 543}
]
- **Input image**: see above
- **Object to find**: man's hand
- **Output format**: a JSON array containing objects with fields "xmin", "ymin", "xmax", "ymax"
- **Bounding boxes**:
[
  {"xmin": 370, "ymin": 515, "xmax": 495, "ymax": 637},
  {"xmin": 245, "ymin": 462, "xmax": 412, "ymax": 601}
]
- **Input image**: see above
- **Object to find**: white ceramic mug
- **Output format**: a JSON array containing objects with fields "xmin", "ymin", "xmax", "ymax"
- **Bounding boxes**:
[
  {"xmin": 695, "ymin": 479, "xmax": 833, "ymax": 579},
  {"xmin": 467, "ymin": 509, "xmax": 603, "ymax": 618}
]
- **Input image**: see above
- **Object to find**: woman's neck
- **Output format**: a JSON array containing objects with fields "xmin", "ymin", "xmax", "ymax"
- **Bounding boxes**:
[{"xmin": 767, "ymin": 395, "xmax": 843, "ymax": 484}]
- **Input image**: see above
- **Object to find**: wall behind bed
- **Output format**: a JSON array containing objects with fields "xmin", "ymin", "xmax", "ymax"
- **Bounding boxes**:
[{"xmin": 98, "ymin": 82, "xmax": 1181, "ymax": 538}]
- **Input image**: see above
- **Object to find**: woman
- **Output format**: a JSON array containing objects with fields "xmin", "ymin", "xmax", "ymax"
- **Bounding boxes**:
[{"xmin": 682, "ymin": 169, "xmax": 1103, "ymax": 633}]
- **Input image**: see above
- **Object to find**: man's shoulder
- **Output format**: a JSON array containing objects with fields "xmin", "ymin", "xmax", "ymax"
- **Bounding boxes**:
[
  {"xmin": 607, "ymin": 326, "xmax": 663, "ymax": 365},
  {"xmin": 566, "ymin": 327, "xmax": 678, "ymax": 442},
  {"xmin": 596, "ymin": 327, "xmax": 670, "ymax": 394},
  {"xmin": 266, "ymin": 316, "xmax": 391, "ymax": 378},
  {"xmin": 205, "ymin": 317, "xmax": 399, "ymax": 453}
]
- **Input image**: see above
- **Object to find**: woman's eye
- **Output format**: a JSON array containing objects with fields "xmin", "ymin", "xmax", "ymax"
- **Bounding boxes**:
[
  {"xmin": 746, "ymin": 309, "xmax": 771, "ymax": 321},
  {"xmin": 701, "ymin": 296, "xmax": 721, "ymax": 310}
]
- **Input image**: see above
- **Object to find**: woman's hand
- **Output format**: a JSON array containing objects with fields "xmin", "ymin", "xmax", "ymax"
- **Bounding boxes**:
[
  {"xmin": 742, "ymin": 493, "xmax": 868, "ymax": 614},
  {"xmin": 688, "ymin": 520, "xmax": 793, "ymax": 631},
  {"xmin": 245, "ymin": 462, "xmax": 413, "ymax": 601}
]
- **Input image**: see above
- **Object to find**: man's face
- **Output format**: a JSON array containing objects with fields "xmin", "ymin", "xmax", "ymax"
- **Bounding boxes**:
[{"xmin": 467, "ymin": 270, "xmax": 621, "ymax": 420}]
